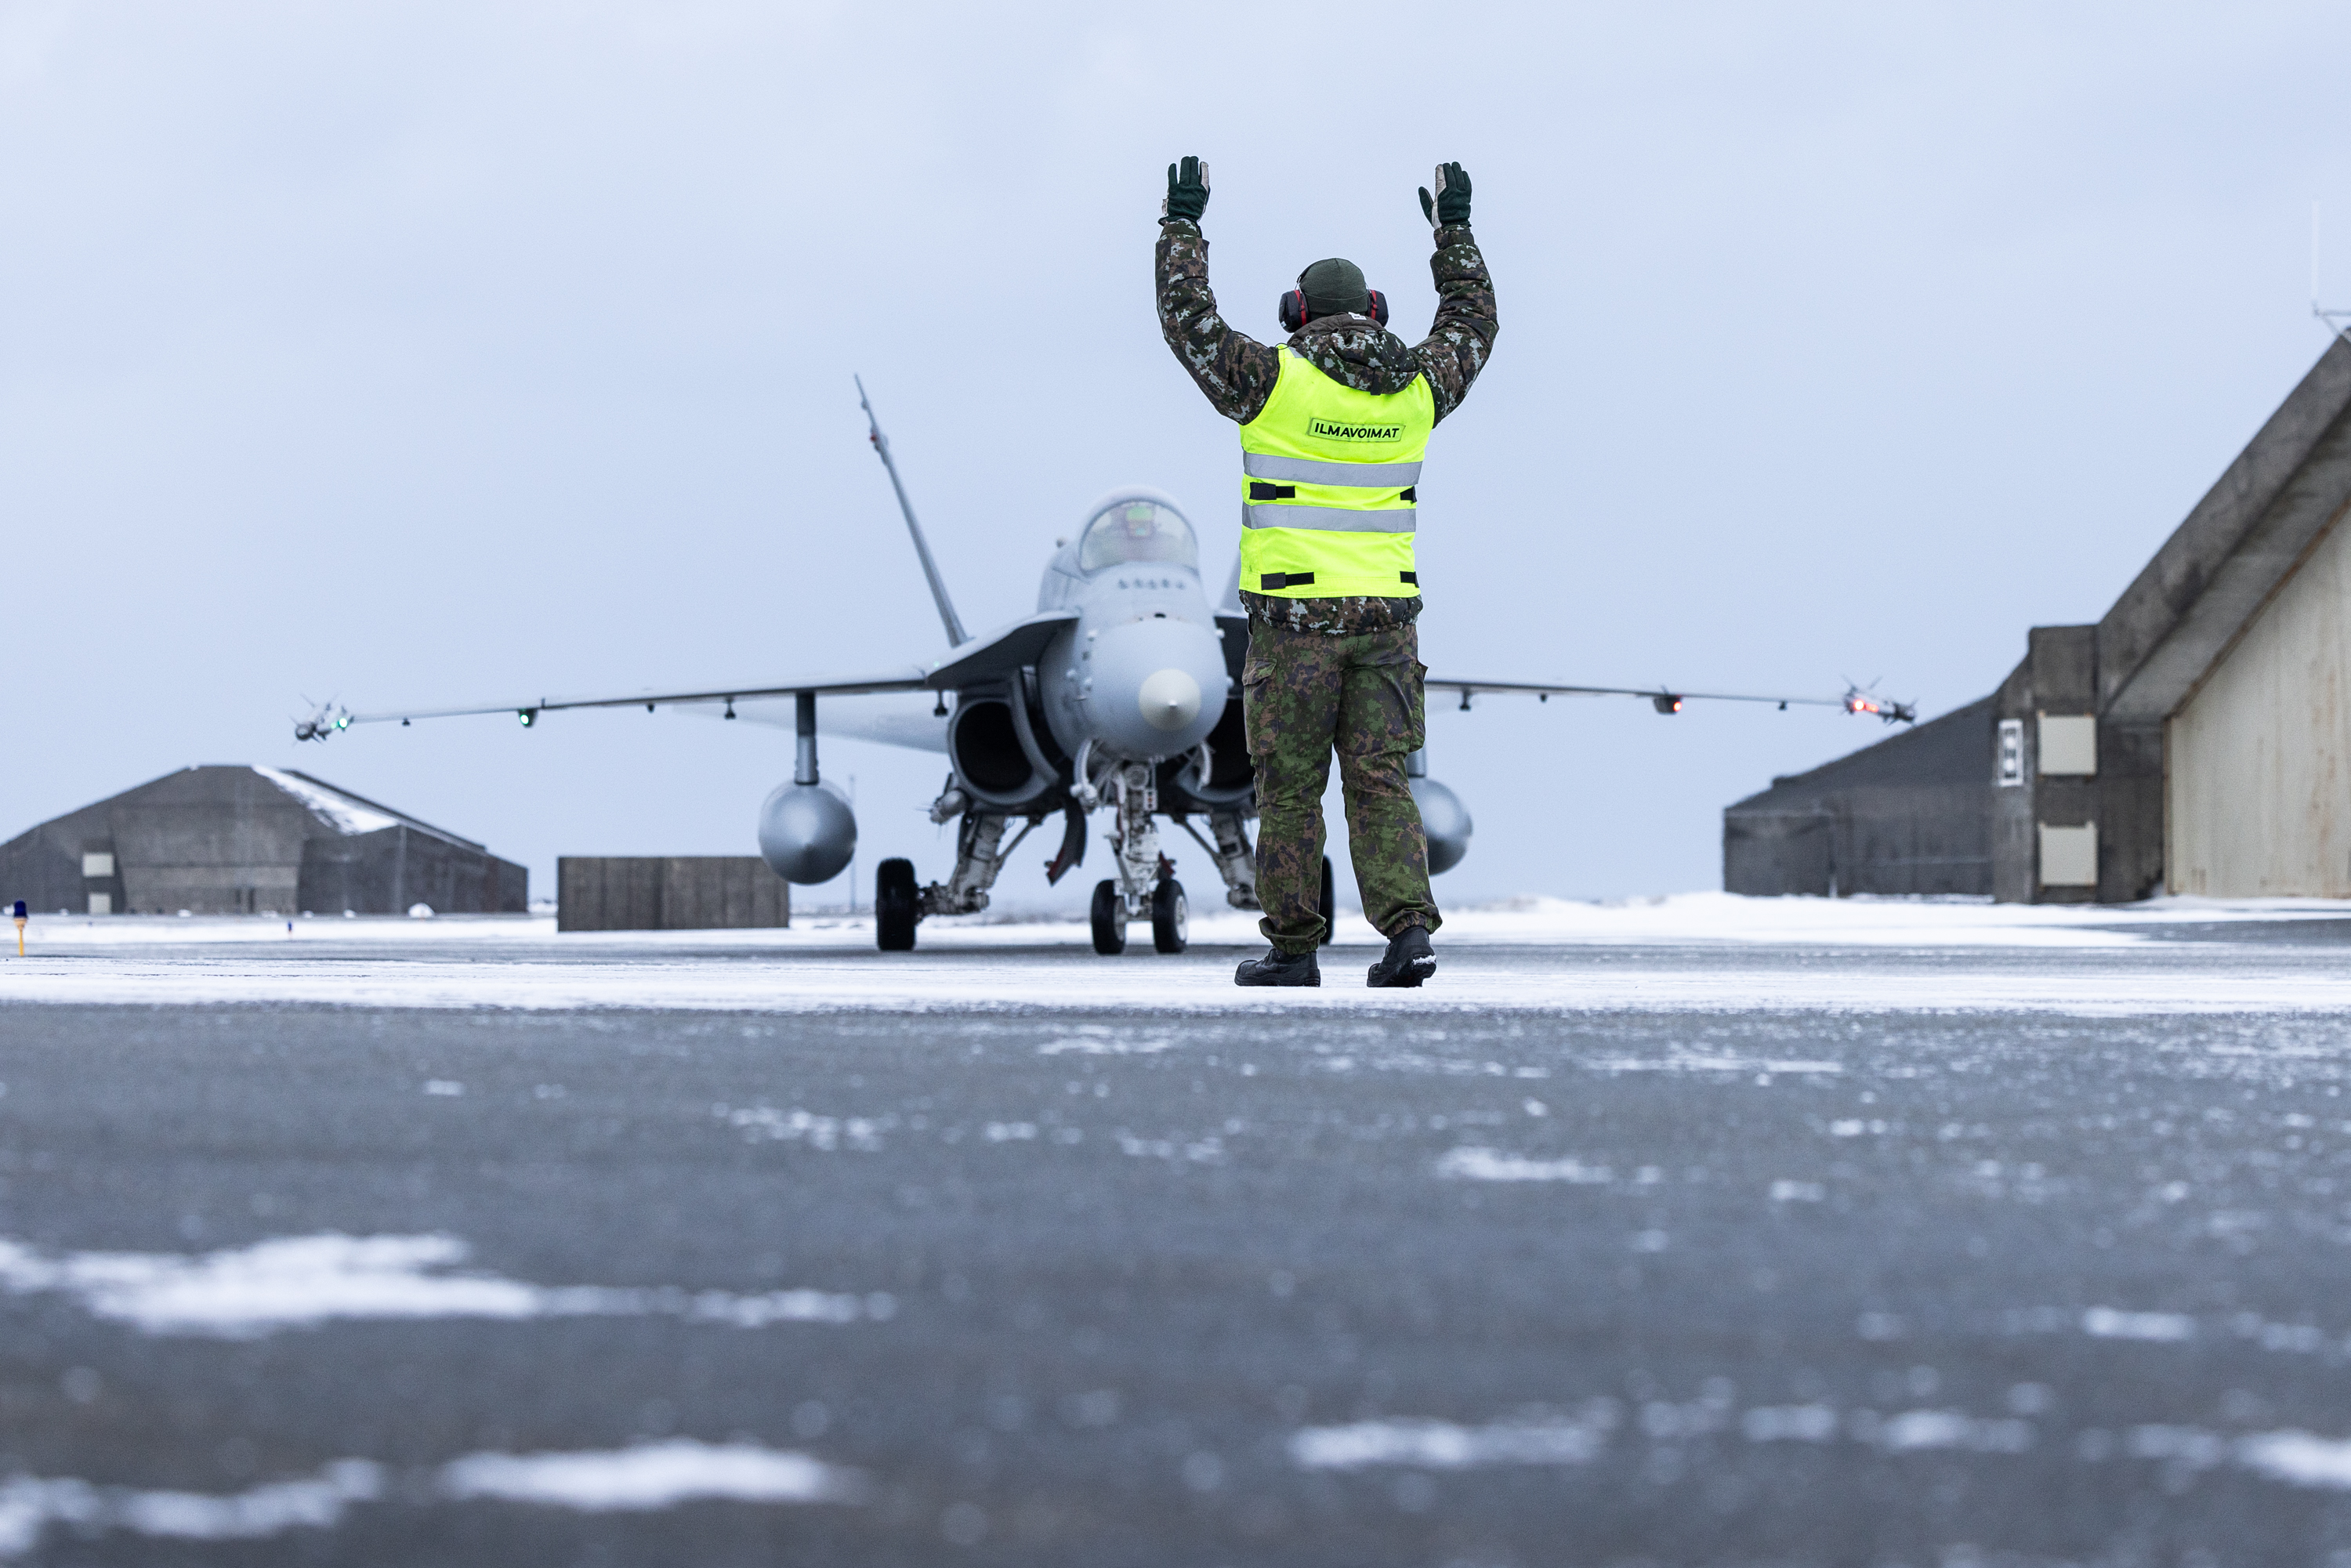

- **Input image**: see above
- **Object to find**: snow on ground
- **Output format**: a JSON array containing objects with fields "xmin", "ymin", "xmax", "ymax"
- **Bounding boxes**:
[
  {"xmin": 1284, "ymin": 1406, "xmax": 2351, "ymax": 1492},
  {"xmin": 13, "ymin": 946, "xmax": 2351, "ymax": 1014},
  {"xmin": 0, "ymin": 1232, "xmax": 893, "ymax": 1338},
  {"xmin": 5, "ymin": 1412, "xmax": 2347, "ymax": 1563},
  {"xmin": 0, "ymin": 1458, "xmax": 385, "ymax": 1558},
  {"xmin": 13, "ymin": 891, "xmax": 2349, "ymax": 951},
  {"xmin": 435, "ymin": 1441, "xmax": 861, "ymax": 1509},
  {"xmin": 1290, "ymin": 1405, "xmax": 1620, "ymax": 1469},
  {"xmin": 6, "ymin": 894, "xmax": 2351, "ymax": 1016},
  {"xmin": 0, "ymin": 1442, "xmax": 858, "ymax": 1561}
]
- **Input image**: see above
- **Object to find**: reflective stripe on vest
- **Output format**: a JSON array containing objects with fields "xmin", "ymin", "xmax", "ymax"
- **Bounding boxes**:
[
  {"xmin": 1242, "ymin": 452, "xmax": 1424, "ymax": 488},
  {"xmin": 1242, "ymin": 503, "xmax": 1416, "ymax": 532},
  {"xmin": 1237, "ymin": 349, "xmax": 1433, "ymax": 599}
]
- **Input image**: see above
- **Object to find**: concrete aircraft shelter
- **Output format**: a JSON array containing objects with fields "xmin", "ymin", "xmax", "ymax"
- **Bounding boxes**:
[
  {"xmin": 0, "ymin": 765, "xmax": 526, "ymax": 916},
  {"xmin": 1729, "ymin": 335, "xmax": 2351, "ymax": 903}
]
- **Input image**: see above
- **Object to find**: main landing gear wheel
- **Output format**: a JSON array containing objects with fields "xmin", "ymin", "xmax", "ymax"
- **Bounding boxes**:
[
  {"xmin": 1319, "ymin": 855, "xmax": 1337, "ymax": 947},
  {"xmin": 875, "ymin": 858, "xmax": 918, "ymax": 951},
  {"xmin": 1090, "ymin": 879, "xmax": 1127, "ymax": 955},
  {"xmin": 1151, "ymin": 878, "xmax": 1188, "ymax": 954}
]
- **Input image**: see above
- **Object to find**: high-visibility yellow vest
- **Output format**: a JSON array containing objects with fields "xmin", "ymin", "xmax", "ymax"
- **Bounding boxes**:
[{"xmin": 1237, "ymin": 348, "xmax": 1433, "ymax": 599}]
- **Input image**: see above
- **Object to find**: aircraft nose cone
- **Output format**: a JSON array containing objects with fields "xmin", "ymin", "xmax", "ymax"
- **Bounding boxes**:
[
  {"xmin": 1081, "ymin": 617, "xmax": 1227, "ymax": 760},
  {"xmin": 1138, "ymin": 668, "xmax": 1202, "ymax": 732}
]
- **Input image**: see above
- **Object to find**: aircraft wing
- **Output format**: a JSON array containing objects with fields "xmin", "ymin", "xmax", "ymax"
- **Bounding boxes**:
[
  {"xmin": 702, "ymin": 692, "xmax": 950, "ymax": 754},
  {"xmin": 1206, "ymin": 596, "xmax": 1904, "ymax": 722},
  {"xmin": 315, "ymin": 665, "xmax": 931, "ymax": 733},
  {"xmin": 299, "ymin": 610, "xmax": 1082, "ymax": 740},
  {"xmin": 924, "ymin": 610, "xmax": 1078, "ymax": 689},
  {"xmin": 1424, "ymin": 675, "xmax": 1914, "ymax": 722}
]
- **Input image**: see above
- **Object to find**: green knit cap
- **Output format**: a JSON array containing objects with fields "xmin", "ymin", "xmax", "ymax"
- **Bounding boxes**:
[{"xmin": 1299, "ymin": 257, "xmax": 1368, "ymax": 320}]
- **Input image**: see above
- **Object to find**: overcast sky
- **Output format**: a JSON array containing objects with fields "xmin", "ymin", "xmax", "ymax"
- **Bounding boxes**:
[{"xmin": 5, "ymin": 1, "xmax": 2350, "ymax": 916}]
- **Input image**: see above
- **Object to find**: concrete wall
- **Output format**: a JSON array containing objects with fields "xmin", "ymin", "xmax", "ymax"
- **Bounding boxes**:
[
  {"xmin": 557, "ymin": 856, "xmax": 789, "ymax": 932},
  {"xmin": 1983, "ymin": 625, "xmax": 2169, "ymax": 904},
  {"xmin": 1725, "ymin": 785, "xmax": 1992, "ymax": 896},
  {"xmin": 111, "ymin": 775, "xmax": 315, "ymax": 913},
  {"xmin": 299, "ymin": 827, "xmax": 527, "ymax": 915},
  {"xmin": 1991, "ymin": 627, "xmax": 2102, "ymax": 904},
  {"xmin": 1728, "ymin": 340, "xmax": 2351, "ymax": 906},
  {"xmin": 1989, "ymin": 657, "xmax": 2038, "ymax": 904},
  {"xmin": 2167, "ymin": 514, "xmax": 2351, "ymax": 895},
  {"xmin": 2083, "ymin": 337, "xmax": 2351, "ymax": 903},
  {"xmin": 1724, "ymin": 697, "xmax": 1994, "ymax": 896},
  {"xmin": 0, "ymin": 798, "xmax": 121, "ymax": 914},
  {"xmin": 0, "ymin": 766, "xmax": 526, "ymax": 914}
]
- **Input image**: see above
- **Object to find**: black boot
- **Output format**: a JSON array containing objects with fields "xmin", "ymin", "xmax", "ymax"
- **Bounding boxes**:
[
  {"xmin": 1367, "ymin": 925, "xmax": 1436, "ymax": 988},
  {"xmin": 1234, "ymin": 946, "xmax": 1321, "ymax": 987}
]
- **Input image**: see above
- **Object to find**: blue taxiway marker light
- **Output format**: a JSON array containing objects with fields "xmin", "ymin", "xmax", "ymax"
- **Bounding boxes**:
[{"xmin": 11, "ymin": 900, "xmax": 25, "ymax": 957}]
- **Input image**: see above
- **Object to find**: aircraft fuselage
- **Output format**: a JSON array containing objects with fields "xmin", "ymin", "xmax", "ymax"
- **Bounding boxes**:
[{"xmin": 1032, "ymin": 531, "xmax": 1230, "ymax": 768}]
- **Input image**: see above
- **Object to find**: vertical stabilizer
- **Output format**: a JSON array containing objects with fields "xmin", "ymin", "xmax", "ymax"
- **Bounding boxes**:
[{"xmin": 857, "ymin": 375, "xmax": 969, "ymax": 647}]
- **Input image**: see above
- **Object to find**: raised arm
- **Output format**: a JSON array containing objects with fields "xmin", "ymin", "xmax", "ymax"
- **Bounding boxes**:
[
  {"xmin": 1411, "ymin": 162, "xmax": 1498, "ymax": 425},
  {"xmin": 1154, "ymin": 156, "xmax": 1282, "ymax": 424}
]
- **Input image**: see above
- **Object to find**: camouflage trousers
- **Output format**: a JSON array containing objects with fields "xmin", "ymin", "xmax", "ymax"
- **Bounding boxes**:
[{"xmin": 1241, "ymin": 619, "xmax": 1441, "ymax": 954}]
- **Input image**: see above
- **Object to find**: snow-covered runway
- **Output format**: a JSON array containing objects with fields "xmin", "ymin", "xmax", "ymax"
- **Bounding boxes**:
[
  {"xmin": 6, "ymin": 894, "xmax": 2351, "ymax": 1564},
  {"xmin": 8, "ymin": 893, "xmax": 2351, "ymax": 1016}
]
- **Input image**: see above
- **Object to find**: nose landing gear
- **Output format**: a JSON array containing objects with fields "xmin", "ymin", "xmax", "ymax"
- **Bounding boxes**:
[
  {"xmin": 1087, "ymin": 761, "xmax": 1193, "ymax": 957},
  {"xmin": 1086, "ymin": 870, "xmax": 1185, "ymax": 959},
  {"xmin": 1091, "ymin": 872, "xmax": 1189, "ymax": 955}
]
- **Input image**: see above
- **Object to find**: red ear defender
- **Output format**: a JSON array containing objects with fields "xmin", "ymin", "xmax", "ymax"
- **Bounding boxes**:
[
  {"xmin": 1367, "ymin": 288, "xmax": 1389, "ymax": 328},
  {"xmin": 1278, "ymin": 289, "xmax": 1305, "ymax": 335}
]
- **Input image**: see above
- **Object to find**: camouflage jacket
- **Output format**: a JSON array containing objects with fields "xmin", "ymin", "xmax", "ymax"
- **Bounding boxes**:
[{"xmin": 1154, "ymin": 215, "xmax": 1497, "ymax": 635}]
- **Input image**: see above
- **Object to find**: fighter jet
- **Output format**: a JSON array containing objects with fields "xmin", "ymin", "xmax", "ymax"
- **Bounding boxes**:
[{"xmin": 297, "ymin": 382, "xmax": 1911, "ymax": 955}]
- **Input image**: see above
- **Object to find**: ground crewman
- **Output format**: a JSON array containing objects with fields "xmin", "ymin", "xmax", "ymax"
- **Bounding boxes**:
[{"xmin": 1154, "ymin": 156, "xmax": 1497, "ymax": 988}]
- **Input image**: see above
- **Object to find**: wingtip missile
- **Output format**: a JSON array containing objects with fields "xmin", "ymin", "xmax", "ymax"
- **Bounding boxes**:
[
  {"xmin": 293, "ymin": 701, "xmax": 350, "ymax": 743},
  {"xmin": 1842, "ymin": 687, "xmax": 1917, "ymax": 724}
]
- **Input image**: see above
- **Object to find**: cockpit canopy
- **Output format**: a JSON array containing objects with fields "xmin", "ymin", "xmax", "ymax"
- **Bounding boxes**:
[{"xmin": 1078, "ymin": 495, "xmax": 1198, "ymax": 574}]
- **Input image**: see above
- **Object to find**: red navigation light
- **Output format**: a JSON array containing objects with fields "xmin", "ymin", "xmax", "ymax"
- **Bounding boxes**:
[{"xmin": 1842, "ymin": 692, "xmax": 1914, "ymax": 723}]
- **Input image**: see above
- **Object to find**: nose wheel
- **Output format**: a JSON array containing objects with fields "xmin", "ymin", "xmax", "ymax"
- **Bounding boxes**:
[{"xmin": 1092, "ymin": 876, "xmax": 1190, "ymax": 955}]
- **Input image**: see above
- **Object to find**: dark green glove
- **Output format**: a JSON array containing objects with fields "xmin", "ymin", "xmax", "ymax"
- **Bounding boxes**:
[
  {"xmin": 1416, "ymin": 162, "xmax": 1472, "ymax": 229},
  {"xmin": 1163, "ymin": 156, "xmax": 1210, "ymax": 225}
]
